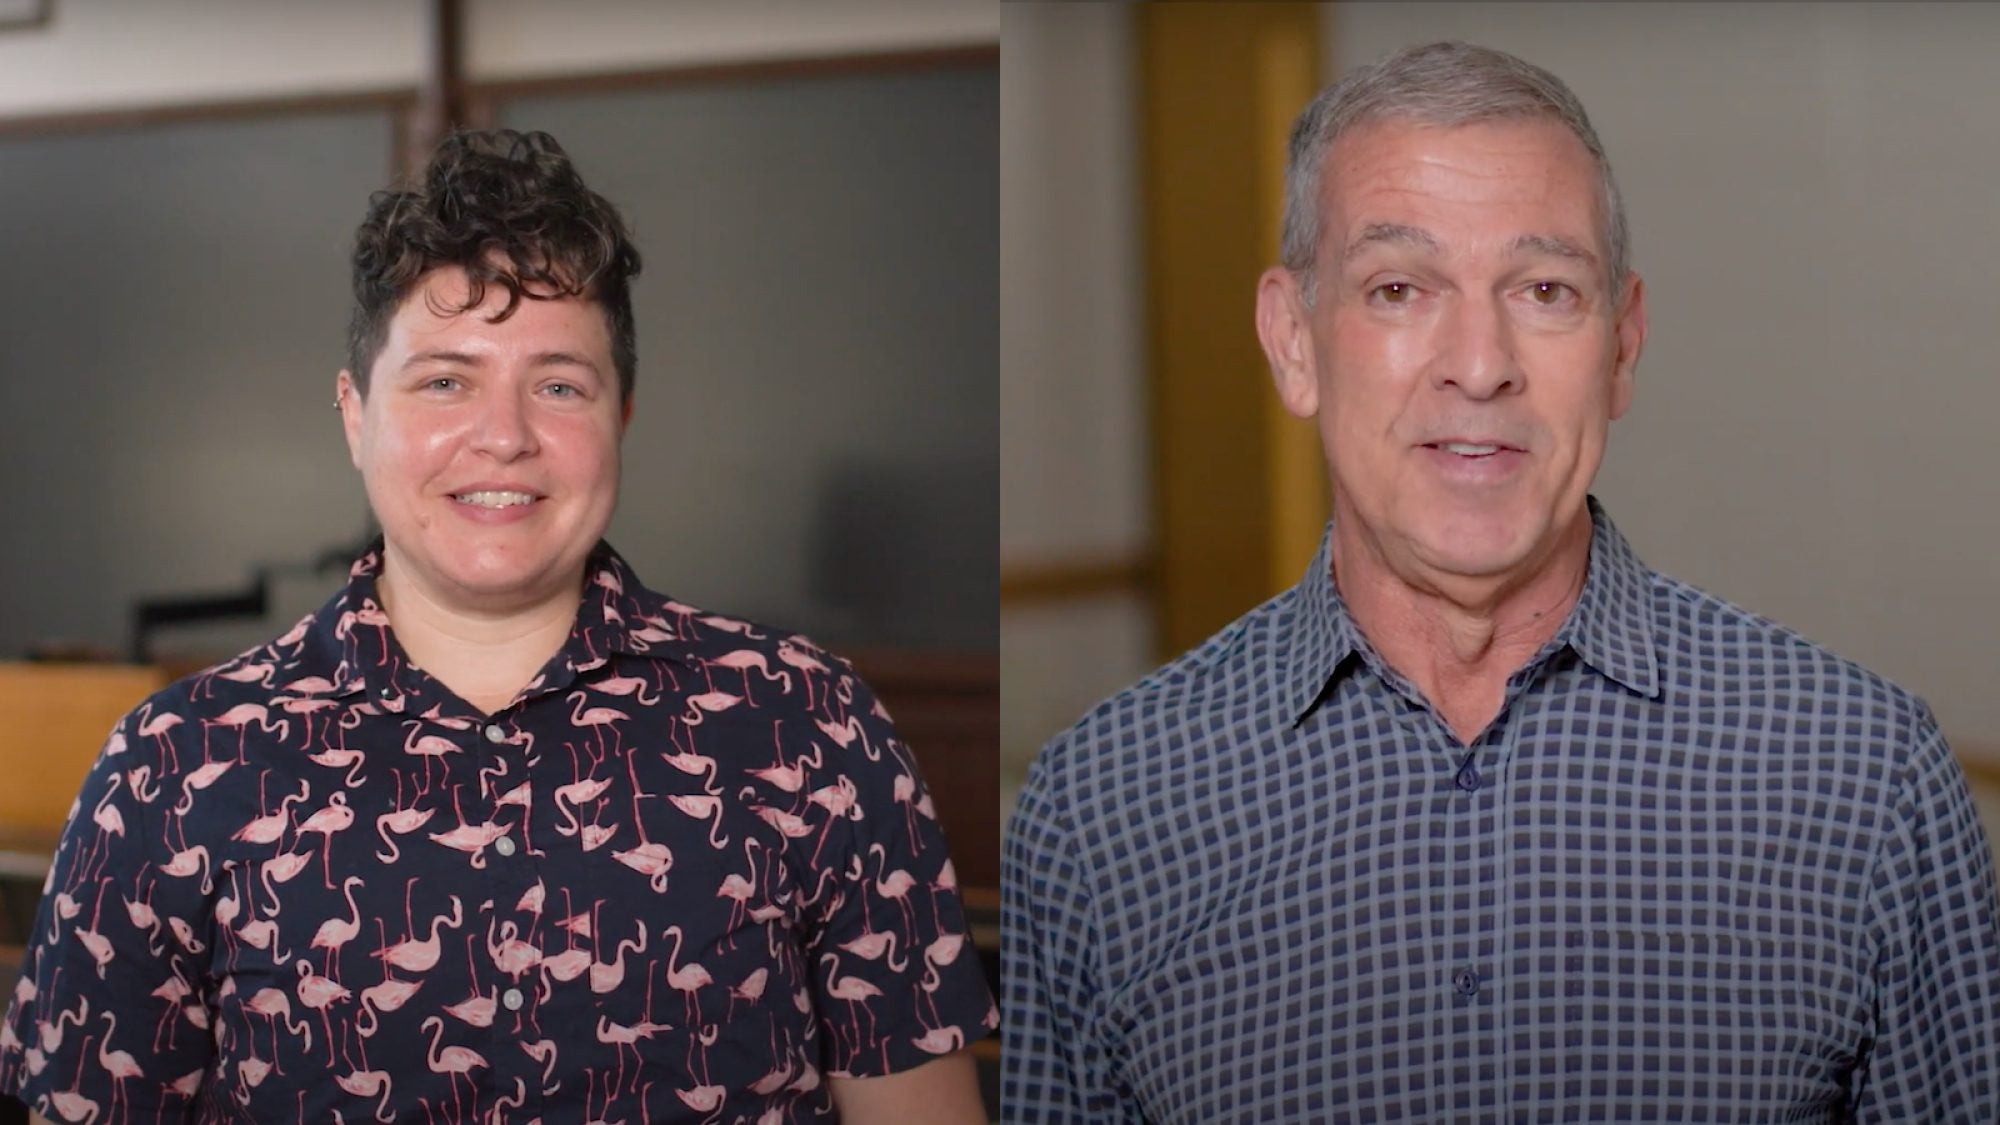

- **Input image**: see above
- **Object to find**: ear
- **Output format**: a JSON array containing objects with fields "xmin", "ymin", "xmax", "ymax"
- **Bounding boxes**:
[
  {"xmin": 1256, "ymin": 267, "xmax": 1320, "ymax": 419},
  {"xmin": 335, "ymin": 370, "xmax": 364, "ymax": 469},
  {"xmin": 1608, "ymin": 272, "xmax": 1647, "ymax": 421}
]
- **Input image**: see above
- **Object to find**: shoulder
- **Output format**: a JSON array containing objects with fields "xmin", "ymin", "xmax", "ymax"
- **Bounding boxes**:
[
  {"xmin": 1027, "ymin": 589, "xmax": 1293, "ymax": 803},
  {"xmin": 1647, "ymin": 569, "xmax": 1935, "ymax": 735}
]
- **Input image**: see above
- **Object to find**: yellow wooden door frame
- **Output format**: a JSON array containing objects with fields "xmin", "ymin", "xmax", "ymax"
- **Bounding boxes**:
[{"xmin": 1139, "ymin": 2, "xmax": 1329, "ymax": 658}]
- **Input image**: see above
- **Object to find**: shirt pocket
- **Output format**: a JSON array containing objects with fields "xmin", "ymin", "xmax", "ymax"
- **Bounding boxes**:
[{"xmin": 1561, "ymin": 927, "xmax": 1865, "ymax": 1112}]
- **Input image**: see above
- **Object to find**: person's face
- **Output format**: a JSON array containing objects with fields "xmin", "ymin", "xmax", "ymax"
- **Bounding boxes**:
[
  {"xmin": 1258, "ymin": 117, "xmax": 1646, "ymax": 589},
  {"xmin": 338, "ymin": 268, "xmax": 631, "ymax": 614}
]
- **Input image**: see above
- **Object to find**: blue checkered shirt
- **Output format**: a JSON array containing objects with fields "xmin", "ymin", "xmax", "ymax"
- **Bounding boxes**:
[{"xmin": 1002, "ymin": 501, "xmax": 2000, "ymax": 1122}]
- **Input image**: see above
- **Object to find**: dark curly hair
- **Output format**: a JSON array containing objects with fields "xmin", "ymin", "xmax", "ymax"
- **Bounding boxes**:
[{"xmin": 345, "ymin": 129, "xmax": 642, "ymax": 400}]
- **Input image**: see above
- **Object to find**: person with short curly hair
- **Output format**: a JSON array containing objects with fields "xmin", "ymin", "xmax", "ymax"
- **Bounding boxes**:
[{"xmin": 1, "ymin": 129, "xmax": 995, "ymax": 1125}]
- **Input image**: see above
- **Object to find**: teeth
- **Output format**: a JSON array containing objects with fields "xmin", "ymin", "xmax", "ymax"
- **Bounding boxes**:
[
  {"xmin": 455, "ymin": 490, "xmax": 536, "ymax": 509},
  {"xmin": 1440, "ymin": 442, "xmax": 1500, "ymax": 456}
]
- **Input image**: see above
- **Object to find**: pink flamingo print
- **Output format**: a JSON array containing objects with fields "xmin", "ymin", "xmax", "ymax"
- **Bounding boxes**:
[
  {"xmin": 710, "ymin": 649, "xmax": 792, "ymax": 705},
  {"xmin": 355, "ymin": 975, "xmax": 421, "ymax": 1038},
  {"xmin": 310, "ymin": 876, "xmax": 365, "ymax": 981},
  {"xmin": 244, "ymin": 987, "xmax": 312, "ymax": 1072},
  {"xmin": 307, "ymin": 743, "xmax": 367, "ymax": 788},
  {"xmin": 297, "ymin": 792, "xmax": 356, "ymax": 888},
  {"xmin": 48, "ymin": 1038, "xmax": 101, "ymax": 1125},
  {"xmin": 667, "ymin": 794, "xmax": 730, "ymax": 849},
  {"xmin": 912, "ymin": 1025, "xmax": 966, "ymax": 1054},
  {"xmin": 662, "ymin": 924, "xmax": 715, "ymax": 1025},
  {"xmin": 205, "ymin": 702, "xmax": 290, "ymax": 760},
  {"xmin": 420, "ymin": 1015, "xmax": 488, "ymax": 1123},
  {"xmin": 819, "ymin": 952, "xmax": 885, "ymax": 1061},
  {"xmin": 776, "ymin": 640, "xmax": 831, "ymax": 707},
  {"xmin": 375, "ymin": 804, "xmax": 437, "ymax": 863},
  {"xmin": 567, "ymin": 691, "xmax": 630, "ymax": 753},
  {"xmin": 596, "ymin": 673, "xmax": 661, "ymax": 706},
  {"xmin": 684, "ymin": 691, "xmax": 742, "ymax": 726},
  {"xmin": 159, "ymin": 843, "xmax": 212, "ymax": 895},
  {"xmin": 134, "ymin": 703, "xmax": 185, "ymax": 772},
  {"xmin": 520, "ymin": 1038, "xmax": 560, "ymax": 1096},
  {"xmin": 590, "ymin": 917, "xmax": 648, "ymax": 995},
  {"xmin": 231, "ymin": 777, "xmax": 310, "ymax": 846},
  {"xmin": 839, "ymin": 929, "xmax": 910, "ymax": 973},
  {"xmin": 402, "ymin": 722, "xmax": 461, "ymax": 792},
  {"xmin": 171, "ymin": 755, "xmax": 236, "ymax": 816},
  {"xmin": 257, "ymin": 849, "xmax": 311, "ymax": 916},
  {"xmin": 870, "ymin": 842, "xmax": 919, "ymax": 934},
  {"xmin": 294, "ymin": 961, "xmax": 352, "ymax": 1064},
  {"xmin": 373, "ymin": 882, "xmax": 463, "ymax": 974},
  {"xmin": 333, "ymin": 1068, "xmax": 396, "ymax": 1123}
]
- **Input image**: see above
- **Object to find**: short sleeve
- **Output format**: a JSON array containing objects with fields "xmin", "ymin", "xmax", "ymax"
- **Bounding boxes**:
[
  {"xmin": 1851, "ymin": 720, "xmax": 2000, "ymax": 1122},
  {"xmin": 798, "ymin": 658, "xmax": 997, "ymax": 1077},
  {"xmin": 1001, "ymin": 739, "xmax": 1141, "ymax": 1122},
  {"xmin": 1, "ymin": 710, "xmax": 218, "ymax": 1122}
]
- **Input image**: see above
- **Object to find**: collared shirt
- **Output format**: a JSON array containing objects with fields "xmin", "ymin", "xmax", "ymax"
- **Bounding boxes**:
[
  {"xmin": 1002, "ymin": 500, "xmax": 2000, "ymax": 1123},
  {"xmin": 2, "ymin": 541, "xmax": 995, "ymax": 1124}
]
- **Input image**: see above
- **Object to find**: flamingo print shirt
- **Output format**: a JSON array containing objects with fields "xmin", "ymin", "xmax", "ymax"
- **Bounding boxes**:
[
  {"xmin": 1004, "ymin": 501, "xmax": 2000, "ymax": 1123},
  {"xmin": 1, "ymin": 541, "xmax": 996, "ymax": 1124}
]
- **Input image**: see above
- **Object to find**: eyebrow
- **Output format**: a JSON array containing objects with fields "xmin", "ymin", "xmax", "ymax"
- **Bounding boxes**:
[
  {"xmin": 400, "ymin": 349, "xmax": 602, "ymax": 374},
  {"xmin": 1511, "ymin": 233, "xmax": 1599, "ymax": 268},
  {"xmin": 401, "ymin": 349, "xmax": 483, "ymax": 371},
  {"xmin": 1340, "ymin": 222, "xmax": 1442, "ymax": 266},
  {"xmin": 1338, "ymin": 225, "xmax": 1602, "ymax": 272}
]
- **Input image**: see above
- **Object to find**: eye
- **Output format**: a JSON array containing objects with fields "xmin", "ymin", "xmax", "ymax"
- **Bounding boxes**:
[
  {"xmin": 1370, "ymin": 281, "xmax": 1417, "ymax": 305},
  {"xmin": 542, "ymin": 382, "xmax": 579, "ymax": 399},
  {"xmin": 1527, "ymin": 281, "xmax": 1577, "ymax": 306},
  {"xmin": 423, "ymin": 376, "xmax": 461, "ymax": 392}
]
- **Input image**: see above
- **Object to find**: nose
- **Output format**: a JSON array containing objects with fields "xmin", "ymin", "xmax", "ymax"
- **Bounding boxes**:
[
  {"xmin": 1430, "ymin": 293, "xmax": 1521, "ymax": 399},
  {"xmin": 468, "ymin": 388, "xmax": 538, "ymax": 460}
]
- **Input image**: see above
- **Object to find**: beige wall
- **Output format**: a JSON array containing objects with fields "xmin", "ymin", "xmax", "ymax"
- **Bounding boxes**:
[{"xmin": 999, "ymin": 3, "xmax": 1152, "ymax": 812}]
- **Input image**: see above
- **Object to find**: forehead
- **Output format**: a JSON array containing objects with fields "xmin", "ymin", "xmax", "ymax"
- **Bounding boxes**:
[
  {"xmin": 1320, "ymin": 117, "xmax": 1603, "ymax": 260},
  {"xmin": 383, "ymin": 267, "xmax": 613, "ymax": 355}
]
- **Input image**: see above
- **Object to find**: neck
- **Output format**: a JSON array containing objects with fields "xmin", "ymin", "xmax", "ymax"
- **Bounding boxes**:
[
  {"xmin": 1333, "ymin": 506, "xmax": 1592, "ymax": 744},
  {"xmin": 375, "ymin": 549, "xmax": 583, "ymax": 715}
]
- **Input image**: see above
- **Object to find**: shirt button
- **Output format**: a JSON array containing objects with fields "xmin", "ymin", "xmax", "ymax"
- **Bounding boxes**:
[
  {"xmin": 1455, "ymin": 968, "xmax": 1481, "ymax": 996},
  {"xmin": 484, "ymin": 724, "xmax": 507, "ymax": 744},
  {"xmin": 494, "ymin": 836, "xmax": 517, "ymax": 857},
  {"xmin": 502, "ymin": 988, "xmax": 524, "ymax": 1011},
  {"xmin": 1455, "ymin": 764, "xmax": 1481, "ymax": 792},
  {"xmin": 377, "ymin": 686, "xmax": 395, "ymax": 698}
]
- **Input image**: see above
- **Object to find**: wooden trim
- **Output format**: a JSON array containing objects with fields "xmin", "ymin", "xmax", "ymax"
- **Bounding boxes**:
[
  {"xmin": 1138, "ymin": 3, "xmax": 1324, "ymax": 659},
  {"xmin": 465, "ymin": 43, "xmax": 997, "ymax": 106},
  {"xmin": 1957, "ymin": 750, "xmax": 2000, "ymax": 789},
  {"xmin": 999, "ymin": 553, "xmax": 1152, "ymax": 606},
  {"xmin": 0, "ymin": 87, "xmax": 418, "ymax": 139}
]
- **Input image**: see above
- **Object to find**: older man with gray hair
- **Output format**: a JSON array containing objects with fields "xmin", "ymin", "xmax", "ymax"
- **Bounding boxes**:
[{"xmin": 1002, "ymin": 40, "xmax": 2000, "ymax": 1122}]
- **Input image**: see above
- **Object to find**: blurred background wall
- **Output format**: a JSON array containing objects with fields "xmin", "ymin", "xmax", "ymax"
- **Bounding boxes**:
[{"xmin": 1000, "ymin": 1, "xmax": 2000, "ymax": 843}]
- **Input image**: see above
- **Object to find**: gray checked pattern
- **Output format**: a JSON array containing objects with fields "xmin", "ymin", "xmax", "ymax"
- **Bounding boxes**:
[{"xmin": 1002, "ymin": 500, "xmax": 2000, "ymax": 1123}]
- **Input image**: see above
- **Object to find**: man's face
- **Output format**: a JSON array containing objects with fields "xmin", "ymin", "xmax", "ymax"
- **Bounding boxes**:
[
  {"xmin": 1260, "ymin": 117, "xmax": 1645, "ymax": 589},
  {"xmin": 338, "ymin": 268, "xmax": 630, "ymax": 613}
]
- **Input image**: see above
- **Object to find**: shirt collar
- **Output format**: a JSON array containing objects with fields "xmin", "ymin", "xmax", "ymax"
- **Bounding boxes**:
[
  {"xmin": 1281, "ymin": 496, "xmax": 1661, "ymax": 724},
  {"xmin": 316, "ymin": 538, "xmax": 689, "ymax": 696},
  {"xmin": 1553, "ymin": 497, "xmax": 1662, "ymax": 700},
  {"xmin": 1277, "ymin": 526, "xmax": 1367, "ymax": 725}
]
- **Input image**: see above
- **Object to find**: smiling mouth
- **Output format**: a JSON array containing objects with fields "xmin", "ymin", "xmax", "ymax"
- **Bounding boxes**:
[
  {"xmin": 1426, "ymin": 442, "xmax": 1513, "ymax": 458},
  {"xmin": 452, "ymin": 490, "xmax": 539, "ymax": 509}
]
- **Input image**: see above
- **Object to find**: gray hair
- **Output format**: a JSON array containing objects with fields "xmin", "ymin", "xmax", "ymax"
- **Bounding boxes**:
[{"xmin": 1282, "ymin": 41, "xmax": 1629, "ymax": 304}]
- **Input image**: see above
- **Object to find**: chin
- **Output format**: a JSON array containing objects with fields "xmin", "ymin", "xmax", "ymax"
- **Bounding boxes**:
[{"xmin": 1411, "ymin": 515, "xmax": 1544, "ymax": 579}]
